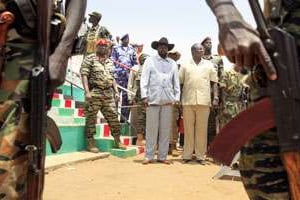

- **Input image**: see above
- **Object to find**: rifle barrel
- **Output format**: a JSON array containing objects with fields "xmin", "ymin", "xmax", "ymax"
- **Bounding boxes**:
[{"xmin": 248, "ymin": 0, "xmax": 271, "ymax": 40}]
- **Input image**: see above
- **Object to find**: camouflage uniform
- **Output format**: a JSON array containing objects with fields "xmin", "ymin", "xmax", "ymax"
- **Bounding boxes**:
[
  {"xmin": 85, "ymin": 24, "xmax": 111, "ymax": 55},
  {"xmin": 127, "ymin": 64, "xmax": 146, "ymax": 134},
  {"xmin": 0, "ymin": 1, "xmax": 39, "ymax": 196},
  {"xmin": 80, "ymin": 54, "xmax": 121, "ymax": 139},
  {"xmin": 239, "ymin": 1, "xmax": 300, "ymax": 199},
  {"xmin": 0, "ymin": 41, "xmax": 36, "ymax": 199},
  {"xmin": 218, "ymin": 69, "xmax": 247, "ymax": 128},
  {"xmin": 203, "ymin": 54, "xmax": 224, "ymax": 144}
]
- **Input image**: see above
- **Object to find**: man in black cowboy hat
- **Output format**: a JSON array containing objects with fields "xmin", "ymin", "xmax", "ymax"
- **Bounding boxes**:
[{"xmin": 140, "ymin": 37, "xmax": 180, "ymax": 165}]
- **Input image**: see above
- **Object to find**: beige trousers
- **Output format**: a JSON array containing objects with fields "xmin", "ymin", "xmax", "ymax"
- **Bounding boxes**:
[{"xmin": 182, "ymin": 105, "xmax": 210, "ymax": 160}]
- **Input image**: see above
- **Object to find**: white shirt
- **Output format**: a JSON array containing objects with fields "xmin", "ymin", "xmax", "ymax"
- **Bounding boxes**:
[{"xmin": 140, "ymin": 55, "xmax": 180, "ymax": 105}]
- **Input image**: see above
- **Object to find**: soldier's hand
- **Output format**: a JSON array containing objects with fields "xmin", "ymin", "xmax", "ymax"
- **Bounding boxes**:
[
  {"xmin": 85, "ymin": 92, "xmax": 92, "ymax": 101},
  {"xmin": 215, "ymin": 5, "xmax": 277, "ymax": 80},
  {"xmin": 142, "ymin": 98, "xmax": 148, "ymax": 107},
  {"xmin": 115, "ymin": 93, "xmax": 120, "ymax": 102},
  {"xmin": 212, "ymin": 97, "xmax": 219, "ymax": 107}
]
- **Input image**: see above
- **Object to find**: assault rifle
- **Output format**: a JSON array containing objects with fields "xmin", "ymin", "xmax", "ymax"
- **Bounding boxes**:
[
  {"xmin": 207, "ymin": 0, "xmax": 300, "ymax": 199},
  {"xmin": 26, "ymin": 0, "xmax": 62, "ymax": 199}
]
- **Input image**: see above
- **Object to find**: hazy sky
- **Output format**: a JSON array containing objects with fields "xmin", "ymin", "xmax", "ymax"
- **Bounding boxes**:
[{"xmin": 86, "ymin": 1, "xmax": 263, "ymax": 63}]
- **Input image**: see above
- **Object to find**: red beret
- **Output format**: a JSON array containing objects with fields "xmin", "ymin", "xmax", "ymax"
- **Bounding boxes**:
[{"xmin": 96, "ymin": 39, "xmax": 109, "ymax": 46}]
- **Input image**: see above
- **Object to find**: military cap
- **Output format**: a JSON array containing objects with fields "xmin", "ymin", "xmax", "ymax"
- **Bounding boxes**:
[
  {"xmin": 89, "ymin": 11, "xmax": 102, "ymax": 19},
  {"xmin": 201, "ymin": 37, "xmax": 211, "ymax": 45},
  {"xmin": 138, "ymin": 53, "xmax": 149, "ymax": 64},
  {"xmin": 121, "ymin": 33, "xmax": 129, "ymax": 41}
]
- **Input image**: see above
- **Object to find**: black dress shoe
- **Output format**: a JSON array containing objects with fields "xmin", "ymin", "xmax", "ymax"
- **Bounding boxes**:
[
  {"xmin": 182, "ymin": 159, "xmax": 192, "ymax": 164},
  {"xmin": 197, "ymin": 159, "xmax": 206, "ymax": 165}
]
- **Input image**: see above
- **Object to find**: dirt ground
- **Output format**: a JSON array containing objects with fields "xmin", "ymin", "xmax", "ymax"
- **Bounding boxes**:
[{"xmin": 44, "ymin": 154, "xmax": 249, "ymax": 200}]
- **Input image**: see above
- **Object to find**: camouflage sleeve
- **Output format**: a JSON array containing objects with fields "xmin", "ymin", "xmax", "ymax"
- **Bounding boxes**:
[
  {"xmin": 80, "ymin": 55, "xmax": 93, "ymax": 76},
  {"xmin": 219, "ymin": 70, "xmax": 228, "ymax": 88},
  {"xmin": 210, "ymin": 63, "xmax": 218, "ymax": 83},
  {"xmin": 109, "ymin": 61, "xmax": 115, "ymax": 77}
]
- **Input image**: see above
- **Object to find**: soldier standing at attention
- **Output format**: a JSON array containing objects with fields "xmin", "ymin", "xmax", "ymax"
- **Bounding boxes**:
[
  {"xmin": 206, "ymin": 0, "xmax": 300, "ymax": 199},
  {"xmin": 0, "ymin": 0, "xmax": 87, "ymax": 199},
  {"xmin": 80, "ymin": 39, "xmax": 126, "ymax": 153},
  {"xmin": 168, "ymin": 50, "xmax": 182, "ymax": 157},
  {"xmin": 85, "ymin": 11, "xmax": 112, "ymax": 56},
  {"xmin": 111, "ymin": 34, "xmax": 137, "ymax": 122},
  {"xmin": 219, "ymin": 67, "xmax": 249, "ymax": 128},
  {"xmin": 201, "ymin": 37, "xmax": 224, "ymax": 145},
  {"xmin": 127, "ymin": 54, "xmax": 149, "ymax": 146}
]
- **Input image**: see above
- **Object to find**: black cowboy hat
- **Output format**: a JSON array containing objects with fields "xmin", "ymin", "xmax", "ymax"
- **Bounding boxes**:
[{"xmin": 151, "ymin": 37, "xmax": 174, "ymax": 51}]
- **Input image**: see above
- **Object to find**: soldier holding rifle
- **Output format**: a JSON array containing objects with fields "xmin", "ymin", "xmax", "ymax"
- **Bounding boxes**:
[
  {"xmin": 0, "ymin": 0, "xmax": 86, "ymax": 199},
  {"xmin": 206, "ymin": 0, "xmax": 300, "ymax": 199}
]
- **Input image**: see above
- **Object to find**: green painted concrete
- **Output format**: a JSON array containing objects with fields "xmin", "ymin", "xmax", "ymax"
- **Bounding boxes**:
[
  {"xmin": 95, "ymin": 138, "xmax": 115, "ymax": 152},
  {"xmin": 74, "ymin": 117, "xmax": 85, "ymax": 124},
  {"xmin": 46, "ymin": 125, "xmax": 139, "ymax": 158},
  {"xmin": 51, "ymin": 99, "xmax": 61, "ymax": 107},
  {"xmin": 95, "ymin": 124, "xmax": 102, "ymax": 138},
  {"xmin": 58, "ymin": 108, "xmax": 75, "ymax": 116},
  {"xmin": 58, "ymin": 85, "xmax": 85, "ymax": 102},
  {"xmin": 110, "ymin": 148, "xmax": 136, "ymax": 158},
  {"xmin": 46, "ymin": 125, "xmax": 85, "ymax": 155},
  {"xmin": 121, "ymin": 123, "xmax": 132, "ymax": 136}
]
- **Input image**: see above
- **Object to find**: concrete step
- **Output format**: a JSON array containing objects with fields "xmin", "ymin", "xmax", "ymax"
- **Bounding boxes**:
[
  {"xmin": 45, "ymin": 151, "xmax": 110, "ymax": 171},
  {"xmin": 94, "ymin": 138, "xmax": 144, "ymax": 158}
]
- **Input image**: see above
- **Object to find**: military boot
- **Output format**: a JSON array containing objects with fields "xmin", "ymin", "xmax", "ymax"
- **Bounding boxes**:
[{"xmin": 86, "ymin": 138, "xmax": 99, "ymax": 153}]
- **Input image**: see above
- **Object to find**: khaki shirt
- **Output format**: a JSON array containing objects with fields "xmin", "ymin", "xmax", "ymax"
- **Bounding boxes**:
[
  {"xmin": 86, "ymin": 25, "xmax": 111, "ymax": 54},
  {"xmin": 80, "ymin": 54, "xmax": 114, "ymax": 96},
  {"xmin": 179, "ymin": 59, "xmax": 217, "ymax": 106}
]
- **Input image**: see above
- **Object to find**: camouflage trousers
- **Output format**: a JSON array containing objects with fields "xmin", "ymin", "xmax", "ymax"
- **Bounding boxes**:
[
  {"xmin": 238, "ymin": 7, "xmax": 300, "ymax": 200},
  {"xmin": 170, "ymin": 104, "xmax": 180, "ymax": 145},
  {"xmin": 207, "ymin": 108, "xmax": 217, "ymax": 146},
  {"xmin": 129, "ymin": 101, "xmax": 146, "ymax": 135},
  {"xmin": 84, "ymin": 93, "xmax": 121, "ymax": 138},
  {"xmin": 135, "ymin": 101, "xmax": 146, "ymax": 134},
  {"xmin": 0, "ymin": 100, "xmax": 29, "ymax": 200},
  {"xmin": 239, "ymin": 130, "xmax": 290, "ymax": 200}
]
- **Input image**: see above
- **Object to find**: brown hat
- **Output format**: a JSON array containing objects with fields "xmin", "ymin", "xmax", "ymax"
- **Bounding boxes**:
[
  {"xmin": 151, "ymin": 37, "xmax": 174, "ymax": 51},
  {"xmin": 168, "ymin": 50, "xmax": 181, "ymax": 57},
  {"xmin": 89, "ymin": 11, "xmax": 102, "ymax": 19},
  {"xmin": 201, "ymin": 37, "xmax": 211, "ymax": 45}
]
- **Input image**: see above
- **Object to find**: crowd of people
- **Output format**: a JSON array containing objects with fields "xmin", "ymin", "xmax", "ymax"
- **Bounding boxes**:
[{"xmin": 78, "ymin": 11, "xmax": 250, "ymax": 165}]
